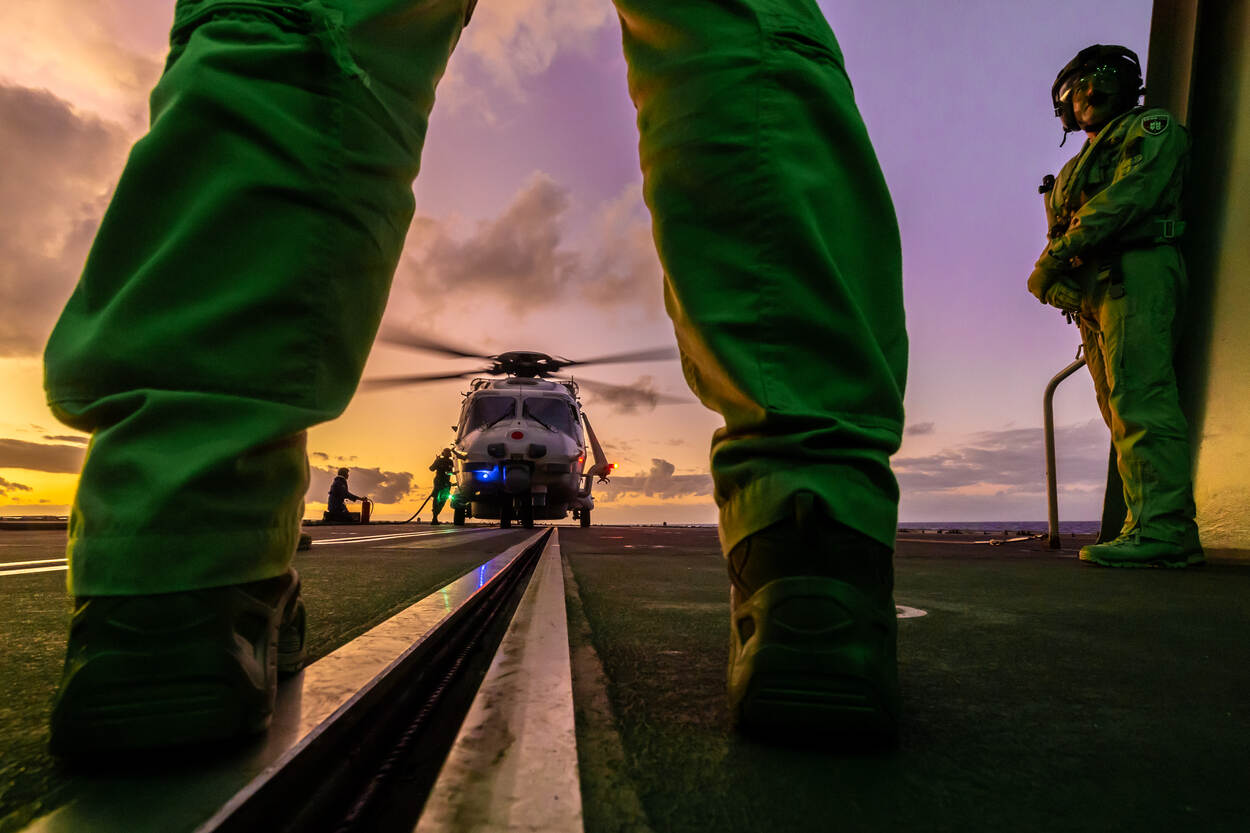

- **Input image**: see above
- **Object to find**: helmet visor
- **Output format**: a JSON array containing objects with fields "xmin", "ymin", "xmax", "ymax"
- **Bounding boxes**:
[
  {"xmin": 1055, "ymin": 73, "xmax": 1080, "ymax": 106},
  {"xmin": 1057, "ymin": 65, "xmax": 1122, "ymax": 105}
]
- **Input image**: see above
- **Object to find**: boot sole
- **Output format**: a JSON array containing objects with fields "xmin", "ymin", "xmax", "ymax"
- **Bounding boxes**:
[
  {"xmin": 1079, "ymin": 550, "xmax": 1206, "ymax": 568},
  {"xmin": 736, "ymin": 656, "xmax": 897, "ymax": 738},
  {"xmin": 50, "ymin": 666, "xmax": 272, "ymax": 756}
]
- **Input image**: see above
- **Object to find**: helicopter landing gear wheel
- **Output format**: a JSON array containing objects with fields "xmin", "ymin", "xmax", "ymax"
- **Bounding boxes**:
[
  {"xmin": 580, "ymin": 507, "xmax": 591, "ymax": 528},
  {"xmin": 453, "ymin": 504, "xmax": 465, "ymax": 526},
  {"xmin": 519, "ymin": 498, "xmax": 534, "ymax": 529},
  {"xmin": 499, "ymin": 501, "xmax": 513, "ymax": 529}
]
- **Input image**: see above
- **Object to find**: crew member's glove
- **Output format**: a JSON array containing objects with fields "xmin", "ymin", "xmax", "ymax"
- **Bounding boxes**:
[
  {"xmin": 1043, "ymin": 279, "xmax": 1082, "ymax": 313},
  {"xmin": 1027, "ymin": 250, "xmax": 1071, "ymax": 302}
]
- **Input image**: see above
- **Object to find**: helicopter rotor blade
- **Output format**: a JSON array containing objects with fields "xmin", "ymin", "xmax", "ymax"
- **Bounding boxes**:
[
  {"xmin": 572, "ymin": 376, "xmax": 694, "ymax": 406},
  {"xmin": 375, "ymin": 326, "xmax": 494, "ymax": 361},
  {"xmin": 357, "ymin": 369, "xmax": 489, "ymax": 392},
  {"xmin": 560, "ymin": 346, "xmax": 680, "ymax": 369}
]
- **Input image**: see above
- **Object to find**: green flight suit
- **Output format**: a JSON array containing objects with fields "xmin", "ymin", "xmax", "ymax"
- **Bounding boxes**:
[
  {"xmin": 45, "ymin": 0, "xmax": 907, "ymax": 596},
  {"xmin": 429, "ymin": 454, "xmax": 453, "ymax": 521},
  {"xmin": 1029, "ymin": 107, "xmax": 1197, "ymax": 546}
]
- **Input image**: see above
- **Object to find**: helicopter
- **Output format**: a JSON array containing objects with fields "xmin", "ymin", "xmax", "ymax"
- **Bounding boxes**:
[{"xmin": 360, "ymin": 329, "xmax": 686, "ymax": 528}]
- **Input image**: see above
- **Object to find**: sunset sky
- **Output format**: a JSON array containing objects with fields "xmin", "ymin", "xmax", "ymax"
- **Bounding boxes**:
[{"xmin": 0, "ymin": 0, "xmax": 1153, "ymax": 524}]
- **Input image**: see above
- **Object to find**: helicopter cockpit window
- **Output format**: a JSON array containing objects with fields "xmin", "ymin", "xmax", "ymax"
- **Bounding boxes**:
[
  {"xmin": 522, "ymin": 398, "xmax": 576, "ymax": 434},
  {"xmin": 462, "ymin": 396, "xmax": 516, "ymax": 435}
]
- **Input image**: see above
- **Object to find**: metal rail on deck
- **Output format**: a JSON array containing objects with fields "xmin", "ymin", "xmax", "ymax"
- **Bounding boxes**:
[
  {"xmin": 1044, "ymin": 346, "xmax": 1087, "ymax": 549},
  {"xmin": 22, "ymin": 529, "xmax": 552, "ymax": 833}
]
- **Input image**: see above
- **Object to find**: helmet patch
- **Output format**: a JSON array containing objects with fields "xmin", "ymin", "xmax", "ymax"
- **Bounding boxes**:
[{"xmin": 1142, "ymin": 114, "xmax": 1170, "ymax": 135}]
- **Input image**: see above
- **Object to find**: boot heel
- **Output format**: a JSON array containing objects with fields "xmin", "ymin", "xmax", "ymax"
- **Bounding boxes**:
[{"xmin": 729, "ymin": 577, "xmax": 899, "ymax": 739}]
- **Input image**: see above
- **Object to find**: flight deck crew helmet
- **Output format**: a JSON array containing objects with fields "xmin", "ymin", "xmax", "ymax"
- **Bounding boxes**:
[
  {"xmin": 337, "ymin": 467, "xmax": 350, "ymax": 477},
  {"xmin": 1052, "ymin": 44, "xmax": 1144, "ymax": 134}
]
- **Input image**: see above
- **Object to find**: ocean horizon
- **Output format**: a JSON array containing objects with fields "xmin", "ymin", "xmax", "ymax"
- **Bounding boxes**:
[{"xmin": 898, "ymin": 520, "xmax": 1101, "ymax": 534}]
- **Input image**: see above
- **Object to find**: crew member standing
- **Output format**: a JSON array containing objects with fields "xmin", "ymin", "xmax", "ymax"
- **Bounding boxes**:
[
  {"xmin": 429, "ymin": 449, "xmax": 454, "ymax": 525},
  {"xmin": 1028, "ymin": 44, "xmax": 1202, "ymax": 568},
  {"xmin": 45, "ymin": 0, "xmax": 908, "ymax": 755}
]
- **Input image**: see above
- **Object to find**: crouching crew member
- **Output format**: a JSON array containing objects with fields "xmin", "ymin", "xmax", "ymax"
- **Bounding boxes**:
[{"xmin": 326, "ymin": 467, "xmax": 366, "ymax": 523}]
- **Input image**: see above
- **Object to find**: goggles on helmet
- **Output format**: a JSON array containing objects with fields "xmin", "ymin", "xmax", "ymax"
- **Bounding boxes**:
[{"xmin": 1055, "ymin": 65, "xmax": 1118, "ymax": 108}]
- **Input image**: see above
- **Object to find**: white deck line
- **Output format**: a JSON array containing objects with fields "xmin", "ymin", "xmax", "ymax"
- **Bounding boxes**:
[
  {"xmin": 0, "ymin": 529, "xmax": 493, "ymax": 579},
  {"xmin": 0, "ymin": 557, "xmax": 69, "ymax": 568},
  {"xmin": 0, "ymin": 564, "xmax": 67, "ymax": 576},
  {"xmin": 417, "ymin": 529, "xmax": 582, "ymax": 833}
]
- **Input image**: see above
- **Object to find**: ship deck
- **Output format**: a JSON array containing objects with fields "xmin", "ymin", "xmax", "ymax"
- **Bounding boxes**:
[{"xmin": 1, "ymin": 524, "xmax": 1247, "ymax": 833}]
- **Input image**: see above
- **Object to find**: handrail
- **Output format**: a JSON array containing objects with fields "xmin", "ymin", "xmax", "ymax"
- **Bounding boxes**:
[{"xmin": 1044, "ymin": 346, "xmax": 1088, "ymax": 549}]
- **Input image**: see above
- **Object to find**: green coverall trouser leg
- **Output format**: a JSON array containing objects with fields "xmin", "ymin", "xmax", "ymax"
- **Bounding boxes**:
[
  {"xmin": 1077, "ymin": 246, "xmax": 1198, "ymax": 545},
  {"xmin": 431, "ymin": 477, "xmax": 451, "ymax": 521},
  {"xmin": 45, "ymin": 0, "xmax": 906, "ymax": 596}
]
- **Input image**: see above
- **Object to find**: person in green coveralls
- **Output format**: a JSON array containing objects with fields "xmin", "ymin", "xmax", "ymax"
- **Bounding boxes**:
[
  {"xmin": 45, "ymin": 0, "xmax": 907, "ymax": 755},
  {"xmin": 428, "ymin": 449, "xmax": 454, "ymax": 525},
  {"xmin": 1028, "ymin": 44, "xmax": 1202, "ymax": 568}
]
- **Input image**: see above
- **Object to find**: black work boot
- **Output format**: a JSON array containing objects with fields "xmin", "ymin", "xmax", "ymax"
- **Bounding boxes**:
[
  {"xmin": 727, "ymin": 492, "xmax": 899, "ymax": 742},
  {"xmin": 49, "ymin": 569, "xmax": 306, "ymax": 759}
]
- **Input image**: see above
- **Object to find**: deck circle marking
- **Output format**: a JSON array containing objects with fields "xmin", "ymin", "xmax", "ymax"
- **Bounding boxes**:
[{"xmin": 896, "ymin": 605, "xmax": 927, "ymax": 619}]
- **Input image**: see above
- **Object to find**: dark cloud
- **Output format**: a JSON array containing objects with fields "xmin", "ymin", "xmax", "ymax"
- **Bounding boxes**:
[
  {"xmin": 0, "ymin": 438, "xmax": 86, "ymax": 473},
  {"xmin": 0, "ymin": 476, "xmax": 34, "ymax": 497},
  {"xmin": 601, "ymin": 440, "xmax": 635, "ymax": 460},
  {"xmin": 894, "ymin": 420, "xmax": 1108, "ymax": 496},
  {"xmin": 595, "ymin": 458, "xmax": 713, "ymax": 503},
  {"xmin": 905, "ymin": 422, "xmax": 936, "ymax": 436},
  {"xmin": 395, "ymin": 175, "xmax": 662, "ymax": 316},
  {"xmin": 400, "ymin": 172, "xmax": 578, "ymax": 312},
  {"xmin": 43, "ymin": 434, "xmax": 88, "ymax": 445},
  {"xmin": 582, "ymin": 376, "xmax": 664, "ymax": 415},
  {"xmin": 310, "ymin": 451, "xmax": 331, "ymax": 461},
  {"xmin": 306, "ymin": 465, "xmax": 416, "ymax": 505},
  {"xmin": 0, "ymin": 83, "xmax": 130, "ymax": 356}
]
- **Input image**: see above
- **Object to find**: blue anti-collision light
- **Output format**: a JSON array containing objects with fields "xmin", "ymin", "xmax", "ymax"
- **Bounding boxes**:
[{"xmin": 473, "ymin": 468, "xmax": 497, "ymax": 481}]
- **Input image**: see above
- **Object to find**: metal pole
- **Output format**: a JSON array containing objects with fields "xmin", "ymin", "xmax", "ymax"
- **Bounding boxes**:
[{"xmin": 1044, "ymin": 348, "xmax": 1088, "ymax": 549}]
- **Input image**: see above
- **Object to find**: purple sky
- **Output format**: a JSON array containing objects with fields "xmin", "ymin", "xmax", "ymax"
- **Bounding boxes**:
[{"xmin": 0, "ymin": 0, "xmax": 1153, "ymax": 523}]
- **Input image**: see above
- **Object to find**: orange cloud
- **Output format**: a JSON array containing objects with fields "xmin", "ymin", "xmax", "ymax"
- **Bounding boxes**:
[{"xmin": 0, "ymin": 0, "xmax": 167, "ymax": 129}]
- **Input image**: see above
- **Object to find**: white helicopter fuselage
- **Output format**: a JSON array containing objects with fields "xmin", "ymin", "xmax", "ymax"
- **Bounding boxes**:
[{"xmin": 449, "ymin": 378, "xmax": 594, "ymax": 523}]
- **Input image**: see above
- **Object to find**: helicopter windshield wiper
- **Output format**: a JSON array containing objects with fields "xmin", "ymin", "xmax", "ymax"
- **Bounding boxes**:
[
  {"xmin": 485, "ymin": 409, "xmax": 516, "ymax": 430},
  {"xmin": 527, "ymin": 414, "xmax": 555, "ymax": 432}
]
